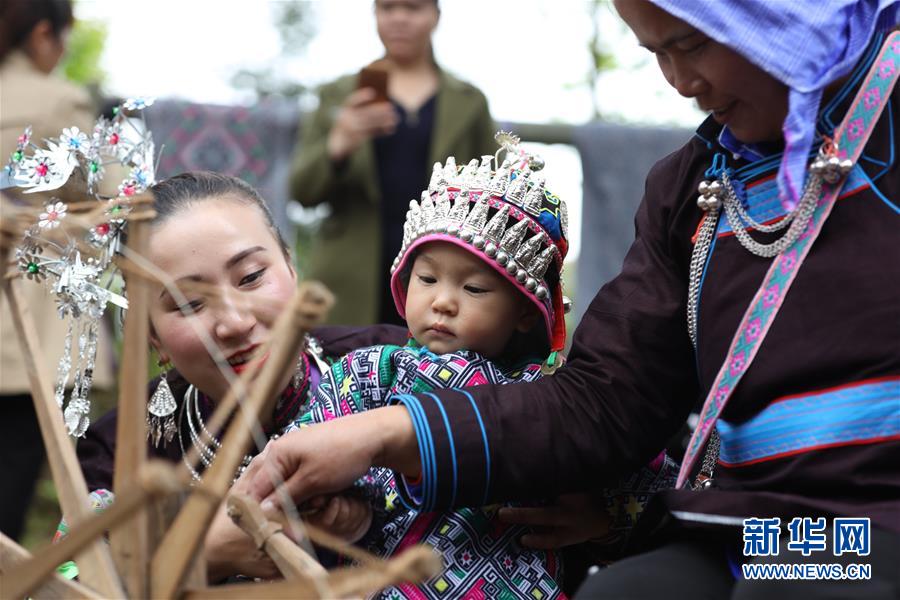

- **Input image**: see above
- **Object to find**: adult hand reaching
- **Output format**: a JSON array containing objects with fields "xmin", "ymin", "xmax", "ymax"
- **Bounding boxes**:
[
  {"xmin": 250, "ymin": 405, "xmax": 420, "ymax": 507},
  {"xmin": 327, "ymin": 87, "xmax": 399, "ymax": 162},
  {"xmin": 204, "ymin": 463, "xmax": 284, "ymax": 582},
  {"xmin": 497, "ymin": 494, "xmax": 612, "ymax": 550}
]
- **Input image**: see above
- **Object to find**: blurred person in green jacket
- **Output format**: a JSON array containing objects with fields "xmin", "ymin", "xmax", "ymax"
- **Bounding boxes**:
[{"xmin": 289, "ymin": 0, "xmax": 497, "ymax": 327}]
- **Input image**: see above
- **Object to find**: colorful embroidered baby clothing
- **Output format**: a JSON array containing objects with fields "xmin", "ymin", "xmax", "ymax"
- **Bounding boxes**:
[{"xmin": 291, "ymin": 342, "xmax": 564, "ymax": 600}]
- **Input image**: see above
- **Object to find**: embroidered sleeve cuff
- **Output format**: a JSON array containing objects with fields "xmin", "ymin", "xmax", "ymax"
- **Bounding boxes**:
[{"xmin": 389, "ymin": 391, "xmax": 491, "ymax": 510}]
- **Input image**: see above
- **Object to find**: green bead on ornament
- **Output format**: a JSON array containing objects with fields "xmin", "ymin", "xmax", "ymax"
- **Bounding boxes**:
[
  {"xmin": 26, "ymin": 262, "xmax": 39, "ymax": 274},
  {"xmin": 13, "ymin": 150, "xmax": 23, "ymax": 162},
  {"xmin": 90, "ymin": 161, "xmax": 99, "ymax": 173}
]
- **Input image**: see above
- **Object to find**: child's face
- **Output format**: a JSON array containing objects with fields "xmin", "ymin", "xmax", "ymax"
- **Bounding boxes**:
[{"xmin": 404, "ymin": 242, "xmax": 537, "ymax": 358}]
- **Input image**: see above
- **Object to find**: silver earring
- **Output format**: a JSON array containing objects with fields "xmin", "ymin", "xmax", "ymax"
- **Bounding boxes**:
[{"xmin": 147, "ymin": 369, "xmax": 177, "ymax": 447}]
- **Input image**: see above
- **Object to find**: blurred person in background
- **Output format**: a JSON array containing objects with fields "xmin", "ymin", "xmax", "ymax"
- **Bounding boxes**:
[
  {"xmin": 0, "ymin": 0, "xmax": 115, "ymax": 541},
  {"xmin": 289, "ymin": 0, "xmax": 497, "ymax": 327}
]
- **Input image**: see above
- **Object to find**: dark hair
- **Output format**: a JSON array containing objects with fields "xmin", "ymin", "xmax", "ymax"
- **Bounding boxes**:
[
  {"xmin": 0, "ymin": 0, "xmax": 73, "ymax": 62},
  {"xmin": 148, "ymin": 171, "xmax": 291, "ymax": 261}
]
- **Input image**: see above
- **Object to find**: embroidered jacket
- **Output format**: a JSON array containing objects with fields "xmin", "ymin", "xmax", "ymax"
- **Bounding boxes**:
[{"xmin": 292, "ymin": 342, "xmax": 567, "ymax": 599}]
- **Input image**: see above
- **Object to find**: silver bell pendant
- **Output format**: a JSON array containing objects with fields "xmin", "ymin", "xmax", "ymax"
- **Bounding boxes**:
[
  {"xmin": 696, "ymin": 179, "xmax": 723, "ymax": 211},
  {"xmin": 809, "ymin": 139, "xmax": 853, "ymax": 184}
]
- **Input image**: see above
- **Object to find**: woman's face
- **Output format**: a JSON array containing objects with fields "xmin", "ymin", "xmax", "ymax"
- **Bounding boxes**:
[
  {"xmin": 615, "ymin": 0, "xmax": 788, "ymax": 144},
  {"xmin": 148, "ymin": 197, "xmax": 296, "ymax": 401},
  {"xmin": 375, "ymin": 0, "xmax": 438, "ymax": 64}
]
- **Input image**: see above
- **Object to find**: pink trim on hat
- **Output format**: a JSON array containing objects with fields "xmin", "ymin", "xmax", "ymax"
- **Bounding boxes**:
[{"xmin": 390, "ymin": 234, "xmax": 556, "ymax": 347}]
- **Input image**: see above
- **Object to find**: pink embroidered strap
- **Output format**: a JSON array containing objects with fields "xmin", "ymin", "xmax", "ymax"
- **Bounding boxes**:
[{"xmin": 677, "ymin": 31, "xmax": 900, "ymax": 489}]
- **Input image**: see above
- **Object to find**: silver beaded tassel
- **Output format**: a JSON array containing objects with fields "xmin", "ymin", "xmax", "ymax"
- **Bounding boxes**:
[{"xmin": 60, "ymin": 318, "xmax": 99, "ymax": 436}]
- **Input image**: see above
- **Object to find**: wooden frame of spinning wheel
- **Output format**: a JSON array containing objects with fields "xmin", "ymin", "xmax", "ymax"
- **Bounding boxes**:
[{"xmin": 0, "ymin": 193, "xmax": 440, "ymax": 599}]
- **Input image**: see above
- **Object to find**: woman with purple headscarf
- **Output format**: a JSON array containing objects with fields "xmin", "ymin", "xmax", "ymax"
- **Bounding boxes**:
[{"xmin": 248, "ymin": 1, "xmax": 900, "ymax": 596}]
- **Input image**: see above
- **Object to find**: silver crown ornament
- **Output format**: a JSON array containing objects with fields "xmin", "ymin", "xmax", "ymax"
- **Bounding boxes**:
[
  {"xmin": 4, "ymin": 97, "xmax": 157, "ymax": 436},
  {"xmin": 390, "ymin": 143, "xmax": 565, "ymax": 303}
]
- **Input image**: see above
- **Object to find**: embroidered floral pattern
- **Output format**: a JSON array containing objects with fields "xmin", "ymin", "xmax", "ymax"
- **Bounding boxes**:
[
  {"xmin": 780, "ymin": 249, "xmax": 798, "ymax": 274},
  {"xmin": 744, "ymin": 318, "xmax": 762, "ymax": 343},
  {"xmin": 762, "ymin": 284, "xmax": 780, "ymax": 308},
  {"xmin": 846, "ymin": 117, "xmax": 865, "ymax": 141},
  {"xmin": 729, "ymin": 351, "xmax": 746, "ymax": 378},
  {"xmin": 863, "ymin": 87, "xmax": 882, "ymax": 109}
]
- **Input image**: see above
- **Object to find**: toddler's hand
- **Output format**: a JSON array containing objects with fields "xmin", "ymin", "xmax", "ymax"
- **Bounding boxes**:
[{"xmin": 305, "ymin": 494, "xmax": 373, "ymax": 544}]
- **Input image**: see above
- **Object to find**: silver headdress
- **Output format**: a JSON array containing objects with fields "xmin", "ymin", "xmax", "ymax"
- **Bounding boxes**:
[
  {"xmin": 389, "ymin": 131, "xmax": 570, "ymax": 351},
  {"xmin": 4, "ymin": 98, "xmax": 157, "ymax": 436}
]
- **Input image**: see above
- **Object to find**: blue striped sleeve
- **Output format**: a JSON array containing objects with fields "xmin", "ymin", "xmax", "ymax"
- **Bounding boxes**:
[
  {"xmin": 390, "ymin": 394, "xmax": 437, "ymax": 510},
  {"xmin": 389, "ymin": 389, "xmax": 492, "ymax": 510}
]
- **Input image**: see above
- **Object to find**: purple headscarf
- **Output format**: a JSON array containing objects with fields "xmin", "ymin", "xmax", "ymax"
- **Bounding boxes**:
[{"xmin": 649, "ymin": 0, "xmax": 899, "ymax": 210}]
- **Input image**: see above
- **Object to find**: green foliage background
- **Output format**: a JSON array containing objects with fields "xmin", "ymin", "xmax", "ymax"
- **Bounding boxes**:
[{"xmin": 58, "ymin": 17, "xmax": 107, "ymax": 86}]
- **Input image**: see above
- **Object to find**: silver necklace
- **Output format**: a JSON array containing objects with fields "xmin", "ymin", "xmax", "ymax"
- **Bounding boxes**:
[
  {"xmin": 686, "ymin": 204, "xmax": 722, "ymax": 488},
  {"xmin": 177, "ymin": 339, "xmax": 322, "ymax": 483},
  {"xmin": 686, "ymin": 141, "xmax": 854, "ymax": 489},
  {"xmin": 720, "ymin": 171, "xmax": 822, "ymax": 258},
  {"xmin": 684, "ymin": 144, "xmax": 850, "ymax": 488},
  {"xmin": 179, "ymin": 384, "xmax": 277, "ymax": 484}
]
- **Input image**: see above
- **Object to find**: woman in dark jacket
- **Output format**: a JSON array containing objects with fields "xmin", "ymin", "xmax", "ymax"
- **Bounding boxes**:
[{"xmin": 252, "ymin": 1, "xmax": 900, "ymax": 597}]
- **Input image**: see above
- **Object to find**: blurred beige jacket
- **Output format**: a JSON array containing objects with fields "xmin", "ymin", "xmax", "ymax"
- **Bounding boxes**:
[{"xmin": 0, "ymin": 49, "xmax": 115, "ymax": 394}]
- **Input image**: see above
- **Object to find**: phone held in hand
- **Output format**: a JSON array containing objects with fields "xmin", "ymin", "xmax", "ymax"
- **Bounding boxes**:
[{"xmin": 357, "ymin": 66, "xmax": 389, "ymax": 103}]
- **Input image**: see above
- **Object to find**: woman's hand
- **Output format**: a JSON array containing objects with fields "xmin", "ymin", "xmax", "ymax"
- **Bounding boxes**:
[
  {"xmin": 250, "ymin": 406, "xmax": 419, "ymax": 507},
  {"xmin": 498, "ymin": 494, "xmax": 612, "ymax": 550},
  {"xmin": 327, "ymin": 87, "xmax": 398, "ymax": 161},
  {"xmin": 304, "ymin": 495, "xmax": 374, "ymax": 544},
  {"xmin": 204, "ymin": 497, "xmax": 282, "ymax": 582}
]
